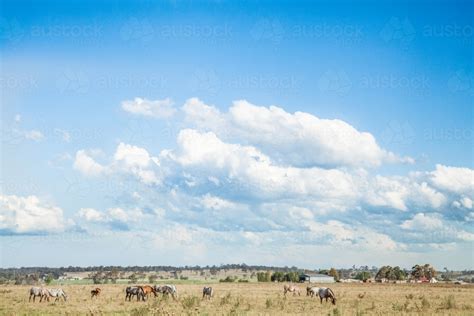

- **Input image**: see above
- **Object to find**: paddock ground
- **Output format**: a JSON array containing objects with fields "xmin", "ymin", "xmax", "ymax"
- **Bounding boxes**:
[{"xmin": 0, "ymin": 282, "xmax": 473, "ymax": 315}]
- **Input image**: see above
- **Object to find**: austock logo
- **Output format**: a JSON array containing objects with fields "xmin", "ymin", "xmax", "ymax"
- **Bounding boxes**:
[
  {"xmin": 380, "ymin": 17, "xmax": 416, "ymax": 48},
  {"xmin": 189, "ymin": 69, "xmax": 299, "ymax": 96},
  {"xmin": 318, "ymin": 70, "xmax": 352, "ymax": 95},
  {"xmin": 120, "ymin": 17, "xmax": 233, "ymax": 43},
  {"xmin": 381, "ymin": 121, "xmax": 416, "ymax": 146},
  {"xmin": 447, "ymin": 69, "xmax": 474, "ymax": 94}
]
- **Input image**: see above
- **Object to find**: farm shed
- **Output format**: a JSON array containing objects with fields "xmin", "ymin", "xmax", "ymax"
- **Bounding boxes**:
[{"xmin": 300, "ymin": 273, "xmax": 335, "ymax": 283}]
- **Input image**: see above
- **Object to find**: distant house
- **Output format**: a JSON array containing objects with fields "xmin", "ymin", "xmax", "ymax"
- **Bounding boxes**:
[{"xmin": 300, "ymin": 273, "xmax": 335, "ymax": 283}]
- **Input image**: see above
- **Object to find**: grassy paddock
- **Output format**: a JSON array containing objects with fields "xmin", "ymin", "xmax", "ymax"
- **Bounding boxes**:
[{"xmin": 1, "ymin": 283, "xmax": 473, "ymax": 315}]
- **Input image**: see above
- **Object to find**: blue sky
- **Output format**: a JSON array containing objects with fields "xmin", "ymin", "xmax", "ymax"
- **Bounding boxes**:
[{"xmin": 0, "ymin": 0, "xmax": 473, "ymax": 269}]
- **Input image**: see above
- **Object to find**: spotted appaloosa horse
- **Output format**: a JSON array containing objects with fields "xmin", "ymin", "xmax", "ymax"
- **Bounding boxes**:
[
  {"xmin": 318, "ymin": 287, "xmax": 337, "ymax": 305},
  {"xmin": 154, "ymin": 284, "xmax": 178, "ymax": 300},
  {"xmin": 202, "ymin": 286, "xmax": 213, "ymax": 300},
  {"xmin": 46, "ymin": 288, "xmax": 68, "ymax": 302},
  {"xmin": 125, "ymin": 286, "xmax": 145, "ymax": 301},
  {"xmin": 283, "ymin": 284, "xmax": 301, "ymax": 296},
  {"xmin": 29, "ymin": 287, "xmax": 49, "ymax": 302}
]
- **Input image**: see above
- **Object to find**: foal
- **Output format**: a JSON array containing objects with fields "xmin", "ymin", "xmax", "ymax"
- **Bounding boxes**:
[{"xmin": 91, "ymin": 288, "xmax": 101, "ymax": 299}]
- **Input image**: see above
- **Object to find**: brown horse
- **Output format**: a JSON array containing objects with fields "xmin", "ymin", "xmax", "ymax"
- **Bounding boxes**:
[
  {"xmin": 91, "ymin": 288, "xmax": 101, "ymax": 299},
  {"xmin": 140, "ymin": 285, "xmax": 157, "ymax": 300}
]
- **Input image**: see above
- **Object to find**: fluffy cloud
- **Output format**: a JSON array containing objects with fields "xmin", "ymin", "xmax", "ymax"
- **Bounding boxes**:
[
  {"xmin": 400, "ymin": 213, "xmax": 474, "ymax": 243},
  {"xmin": 453, "ymin": 197, "xmax": 473, "ymax": 210},
  {"xmin": 183, "ymin": 98, "xmax": 413, "ymax": 168},
  {"xmin": 400, "ymin": 213, "xmax": 443, "ymax": 230},
  {"xmin": 77, "ymin": 208, "xmax": 105, "ymax": 222},
  {"xmin": 108, "ymin": 207, "xmax": 129, "ymax": 222},
  {"xmin": 0, "ymin": 194, "xmax": 66, "ymax": 234},
  {"xmin": 5, "ymin": 115, "xmax": 45, "ymax": 142},
  {"xmin": 73, "ymin": 150, "xmax": 106, "ymax": 176},
  {"xmin": 164, "ymin": 129, "xmax": 359, "ymax": 200},
  {"xmin": 74, "ymin": 143, "xmax": 160, "ymax": 185},
  {"xmin": 428, "ymin": 164, "xmax": 474, "ymax": 195},
  {"xmin": 365, "ymin": 176, "xmax": 447, "ymax": 211},
  {"xmin": 114, "ymin": 143, "xmax": 161, "ymax": 185},
  {"xmin": 122, "ymin": 97, "xmax": 175, "ymax": 118},
  {"xmin": 78, "ymin": 207, "xmax": 143, "ymax": 226},
  {"xmin": 68, "ymin": 98, "xmax": 473, "ymax": 256}
]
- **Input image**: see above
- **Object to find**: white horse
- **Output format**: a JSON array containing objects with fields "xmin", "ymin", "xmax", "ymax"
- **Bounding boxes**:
[
  {"xmin": 29, "ymin": 287, "xmax": 49, "ymax": 302},
  {"xmin": 306, "ymin": 286, "xmax": 321, "ymax": 297},
  {"xmin": 283, "ymin": 284, "xmax": 301, "ymax": 296},
  {"xmin": 46, "ymin": 288, "xmax": 68, "ymax": 302}
]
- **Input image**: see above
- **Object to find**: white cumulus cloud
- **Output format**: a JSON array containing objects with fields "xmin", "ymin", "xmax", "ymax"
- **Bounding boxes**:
[
  {"xmin": 182, "ymin": 98, "xmax": 413, "ymax": 168},
  {"xmin": 122, "ymin": 97, "xmax": 176, "ymax": 118},
  {"xmin": 78, "ymin": 208, "xmax": 105, "ymax": 222},
  {"xmin": 73, "ymin": 150, "xmax": 106, "ymax": 176},
  {"xmin": 428, "ymin": 164, "xmax": 474, "ymax": 195},
  {"xmin": 0, "ymin": 194, "xmax": 66, "ymax": 234},
  {"xmin": 401, "ymin": 213, "xmax": 443, "ymax": 230}
]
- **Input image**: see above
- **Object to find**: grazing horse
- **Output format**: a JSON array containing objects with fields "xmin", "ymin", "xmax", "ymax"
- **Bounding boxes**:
[
  {"xmin": 202, "ymin": 286, "xmax": 213, "ymax": 300},
  {"xmin": 29, "ymin": 287, "xmax": 49, "ymax": 302},
  {"xmin": 125, "ymin": 286, "xmax": 145, "ymax": 301},
  {"xmin": 318, "ymin": 287, "xmax": 336, "ymax": 305},
  {"xmin": 155, "ymin": 284, "xmax": 178, "ymax": 300},
  {"xmin": 283, "ymin": 284, "xmax": 301, "ymax": 296},
  {"xmin": 90, "ymin": 288, "xmax": 101, "ymax": 299},
  {"xmin": 46, "ymin": 288, "xmax": 68, "ymax": 302},
  {"xmin": 306, "ymin": 286, "xmax": 321, "ymax": 297},
  {"xmin": 140, "ymin": 285, "xmax": 157, "ymax": 299}
]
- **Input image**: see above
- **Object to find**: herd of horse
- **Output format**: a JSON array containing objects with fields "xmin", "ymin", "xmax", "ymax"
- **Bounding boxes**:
[
  {"xmin": 125, "ymin": 284, "xmax": 178, "ymax": 301},
  {"xmin": 283, "ymin": 284, "xmax": 337, "ymax": 305},
  {"xmin": 29, "ymin": 284, "xmax": 336, "ymax": 305}
]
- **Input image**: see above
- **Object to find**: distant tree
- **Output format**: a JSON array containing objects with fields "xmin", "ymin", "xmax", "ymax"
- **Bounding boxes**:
[
  {"xmin": 128, "ymin": 273, "xmax": 138, "ymax": 284},
  {"xmin": 271, "ymin": 272, "xmax": 285, "ymax": 282},
  {"xmin": 219, "ymin": 276, "xmax": 235, "ymax": 282},
  {"xmin": 45, "ymin": 274, "xmax": 54, "ymax": 285},
  {"xmin": 265, "ymin": 271, "xmax": 272, "ymax": 282},
  {"xmin": 106, "ymin": 268, "xmax": 119, "ymax": 284},
  {"xmin": 392, "ymin": 266, "xmax": 406, "ymax": 280},
  {"xmin": 285, "ymin": 272, "xmax": 300, "ymax": 283},
  {"xmin": 355, "ymin": 271, "xmax": 371, "ymax": 281},
  {"xmin": 90, "ymin": 271, "xmax": 105, "ymax": 284},
  {"xmin": 411, "ymin": 264, "xmax": 436, "ymax": 280},
  {"xmin": 257, "ymin": 271, "xmax": 272, "ymax": 282},
  {"xmin": 376, "ymin": 266, "xmax": 406, "ymax": 281},
  {"xmin": 423, "ymin": 264, "xmax": 437, "ymax": 279},
  {"xmin": 375, "ymin": 266, "xmax": 391, "ymax": 281},
  {"xmin": 328, "ymin": 268, "xmax": 339, "ymax": 281},
  {"xmin": 411, "ymin": 265, "xmax": 423, "ymax": 279}
]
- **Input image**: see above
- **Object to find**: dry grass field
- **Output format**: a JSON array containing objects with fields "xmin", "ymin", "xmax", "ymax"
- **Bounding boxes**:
[{"xmin": 0, "ymin": 282, "xmax": 473, "ymax": 315}]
